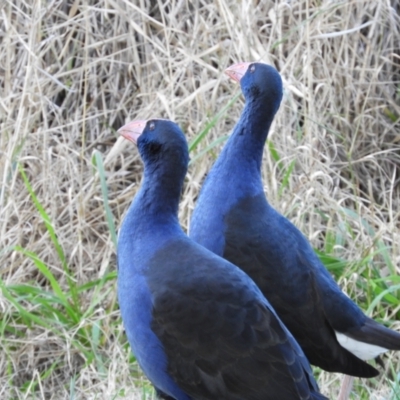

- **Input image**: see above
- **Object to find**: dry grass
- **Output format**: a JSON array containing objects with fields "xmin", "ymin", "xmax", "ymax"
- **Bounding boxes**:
[{"xmin": 1, "ymin": 0, "xmax": 400, "ymax": 398}]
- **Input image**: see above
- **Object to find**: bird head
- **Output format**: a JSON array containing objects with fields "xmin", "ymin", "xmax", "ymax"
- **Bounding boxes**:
[
  {"xmin": 225, "ymin": 62, "xmax": 283, "ymax": 115},
  {"xmin": 118, "ymin": 119, "xmax": 189, "ymax": 170}
]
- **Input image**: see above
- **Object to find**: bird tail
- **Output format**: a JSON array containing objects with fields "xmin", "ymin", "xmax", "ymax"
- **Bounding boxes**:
[{"xmin": 349, "ymin": 318, "xmax": 400, "ymax": 351}]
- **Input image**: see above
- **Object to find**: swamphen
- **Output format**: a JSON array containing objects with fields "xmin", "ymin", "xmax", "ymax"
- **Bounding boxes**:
[
  {"xmin": 117, "ymin": 118, "xmax": 327, "ymax": 400},
  {"xmin": 189, "ymin": 62, "xmax": 400, "ymax": 379}
]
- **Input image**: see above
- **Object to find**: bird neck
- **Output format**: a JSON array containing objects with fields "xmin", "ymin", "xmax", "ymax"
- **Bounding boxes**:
[
  {"xmin": 212, "ymin": 96, "xmax": 275, "ymax": 187},
  {"xmin": 189, "ymin": 96, "xmax": 275, "ymax": 255},
  {"xmin": 122, "ymin": 161, "xmax": 185, "ymax": 241}
]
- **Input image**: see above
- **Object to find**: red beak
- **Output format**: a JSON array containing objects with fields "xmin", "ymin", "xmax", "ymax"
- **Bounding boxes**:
[
  {"xmin": 225, "ymin": 62, "xmax": 252, "ymax": 83},
  {"xmin": 118, "ymin": 120, "xmax": 147, "ymax": 144}
]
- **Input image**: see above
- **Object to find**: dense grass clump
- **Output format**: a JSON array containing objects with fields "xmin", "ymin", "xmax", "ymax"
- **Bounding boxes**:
[{"xmin": 1, "ymin": 1, "xmax": 399, "ymax": 398}]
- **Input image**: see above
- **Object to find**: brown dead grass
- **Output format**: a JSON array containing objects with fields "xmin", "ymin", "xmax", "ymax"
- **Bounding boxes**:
[{"xmin": 1, "ymin": 0, "xmax": 400, "ymax": 399}]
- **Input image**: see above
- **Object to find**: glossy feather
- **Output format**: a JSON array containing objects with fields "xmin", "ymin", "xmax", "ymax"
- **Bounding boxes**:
[
  {"xmin": 117, "ymin": 119, "xmax": 327, "ymax": 399},
  {"xmin": 190, "ymin": 62, "xmax": 400, "ymax": 378}
]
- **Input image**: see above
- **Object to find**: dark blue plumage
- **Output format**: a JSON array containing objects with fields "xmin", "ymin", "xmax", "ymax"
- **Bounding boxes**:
[
  {"xmin": 117, "ymin": 118, "xmax": 327, "ymax": 400},
  {"xmin": 189, "ymin": 62, "xmax": 400, "ymax": 378}
]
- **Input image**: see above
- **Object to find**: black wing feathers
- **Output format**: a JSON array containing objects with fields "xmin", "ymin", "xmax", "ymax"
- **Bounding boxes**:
[
  {"xmin": 147, "ymin": 239, "xmax": 326, "ymax": 400},
  {"xmin": 223, "ymin": 194, "xmax": 379, "ymax": 378}
]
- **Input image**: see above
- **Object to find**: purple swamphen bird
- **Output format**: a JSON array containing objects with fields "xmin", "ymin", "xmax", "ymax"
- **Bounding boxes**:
[
  {"xmin": 189, "ymin": 62, "xmax": 400, "ymax": 380},
  {"xmin": 117, "ymin": 118, "xmax": 327, "ymax": 400}
]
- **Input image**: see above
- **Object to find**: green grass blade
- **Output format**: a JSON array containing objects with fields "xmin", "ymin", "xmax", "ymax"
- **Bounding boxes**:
[
  {"xmin": 6, "ymin": 283, "xmax": 72, "ymax": 325},
  {"xmin": 18, "ymin": 164, "xmax": 79, "ymax": 308},
  {"xmin": 267, "ymin": 140, "xmax": 282, "ymax": 170},
  {"xmin": 366, "ymin": 284, "xmax": 400, "ymax": 314},
  {"xmin": 189, "ymin": 92, "xmax": 241, "ymax": 152},
  {"xmin": 0, "ymin": 278, "xmax": 52, "ymax": 330},
  {"xmin": 189, "ymin": 135, "xmax": 229, "ymax": 165},
  {"xmin": 315, "ymin": 250, "xmax": 347, "ymax": 278},
  {"xmin": 14, "ymin": 246, "xmax": 68, "ymax": 304},
  {"xmin": 18, "ymin": 165, "xmax": 68, "ymax": 272},
  {"xmin": 92, "ymin": 151, "xmax": 118, "ymax": 249},
  {"xmin": 278, "ymin": 159, "xmax": 296, "ymax": 198},
  {"xmin": 77, "ymin": 271, "xmax": 117, "ymax": 293}
]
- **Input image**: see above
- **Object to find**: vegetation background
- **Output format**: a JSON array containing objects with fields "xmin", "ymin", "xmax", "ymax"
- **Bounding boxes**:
[{"xmin": 1, "ymin": 0, "xmax": 400, "ymax": 398}]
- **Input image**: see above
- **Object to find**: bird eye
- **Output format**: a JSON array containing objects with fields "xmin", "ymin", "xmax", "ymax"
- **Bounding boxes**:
[
  {"xmin": 250, "ymin": 65, "xmax": 256, "ymax": 73},
  {"xmin": 149, "ymin": 122, "xmax": 155, "ymax": 130}
]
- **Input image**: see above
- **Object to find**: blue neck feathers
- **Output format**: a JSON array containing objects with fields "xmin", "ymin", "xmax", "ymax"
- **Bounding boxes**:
[
  {"xmin": 119, "ymin": 155, "xmax": 186, "ymax": 263},
  {"xmin": 213, "ymin": 95, "xmax": 276, "ymax": 186}
]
